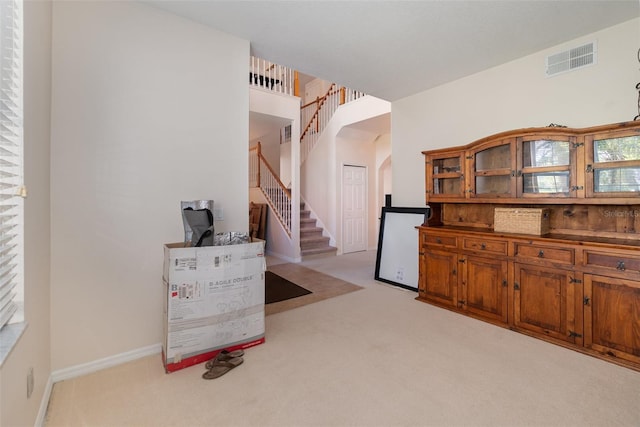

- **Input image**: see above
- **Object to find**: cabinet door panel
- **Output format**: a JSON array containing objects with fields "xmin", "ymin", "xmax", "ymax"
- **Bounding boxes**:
[
  {"xmin": 584, "ymin": 274, "xmax": 640, "ymax": 364},
  {"xmin": 463, "ymin": 255, "xmax": 508, "ymax": 324},
  {"xmin": 469, "ymin": 139, "xmax": 517, "ymax": 198},
  {"xmin": 514, "ymin": 264, "xmax": 583, "ymax": 344},
  {"xmin": 423, "ymin": 249, "xmax": 458, "ymax": 308},
  {"xmin": 518, "ymin": 136, "xmax": 577, "ymax": 198},
  {"xmin": 426, "ymin": 151, "xmax": 466, "ymax": 201},
  {"xmin": 585, "ymin": 131, "xmax": 640, "ymax": 198}
]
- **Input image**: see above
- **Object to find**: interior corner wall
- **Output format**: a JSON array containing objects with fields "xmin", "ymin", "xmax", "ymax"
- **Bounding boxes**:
[
  {"xmin": 0, "ymin": 1, "xmax": 53, "ymax": 426},
  {"xmin": 50, "ymin": 1, "xmax": 249, "ymax": 371},
  {"xmin": 375, "ymin": 134, "xmax": 391, "ymax": 245},
  {"xmin": 249, "ymin": 89, "xmax": 300, "ymax": 260},
  {"xmin": 391, "ymin": 18, "xmax": 640, "ymax": 207},
  {"xmin": 302, "ymin": 96, "xmax": 391, "ymax": 251},
  {"xmin": 251, "ymin": 129, "xmax": 281, "ymax": 185},
  {"xmin": 335, "ymin": 138, "xmax": 378, "ymax": 253}
]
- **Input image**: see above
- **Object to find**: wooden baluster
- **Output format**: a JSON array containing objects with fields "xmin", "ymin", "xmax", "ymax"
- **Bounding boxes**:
[
  {"xmin": 315, "ymin": 97, "xmax": 319, "ymax": 133},
  {"xmin": 256, "ymin": 142, "xmax": 261, "ymax": 187}
]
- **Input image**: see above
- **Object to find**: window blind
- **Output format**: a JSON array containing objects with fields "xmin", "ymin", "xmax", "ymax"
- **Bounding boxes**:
[{"xmin": 0, "ymin": 0, "xmax": 23, "ymax": 330}]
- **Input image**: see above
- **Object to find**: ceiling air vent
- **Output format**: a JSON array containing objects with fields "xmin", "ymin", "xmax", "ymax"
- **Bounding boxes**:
[{"xmin": 545, "ymin": 41, "xmax": 597, "ymax": 77}]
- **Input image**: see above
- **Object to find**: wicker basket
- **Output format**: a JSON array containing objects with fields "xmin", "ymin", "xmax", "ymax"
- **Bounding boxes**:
[{"xmin": 494, "ymin": 208, "xmax": 550, "ymax": 235}]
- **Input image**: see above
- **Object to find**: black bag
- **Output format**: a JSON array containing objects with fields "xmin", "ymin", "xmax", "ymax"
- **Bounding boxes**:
[{"xmin": 182, "ymin": 207, "xmax": 214, "ymax": 247}]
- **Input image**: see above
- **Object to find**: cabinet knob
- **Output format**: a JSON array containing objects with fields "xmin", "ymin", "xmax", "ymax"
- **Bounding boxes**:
[
  {"xmin": 480, "ymin": 243, "xmax": 486, "ymax": 250},
  {"xmin": 436, "ymin": 238, "xmax": 442, "ymax": 244},
  {"xmin": 617, "ymin": 260, "xmax": 626, "ymax": 271},
  {"xmin": 538, "ymin": 250, "xmax": 545, "ymax": 258}
]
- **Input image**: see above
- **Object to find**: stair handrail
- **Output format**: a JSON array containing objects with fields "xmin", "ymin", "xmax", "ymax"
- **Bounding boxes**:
[
  {"xmin": 249, "ymin": 142, "xmax": 292, "ymax": 236},
  {"xmin": 249, "ymin": 143, "xmax": 260, "ymax": 188},
  {"xmin": 300, "ymin": 83, "xmax": 336, "ymax": 141},
  {"xmin": 300, "ymin": 85, "xmax": 366, "ymax": 163}
]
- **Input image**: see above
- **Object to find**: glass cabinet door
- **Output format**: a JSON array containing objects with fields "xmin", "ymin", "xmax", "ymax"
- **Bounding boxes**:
[
  {"xmin": 518, "ymin": 136, "xmax": 576, "ymax": 198},
  {"xmin": 586, "ymin": 132, "xmax": 640, "ymax": 198},
  {"xmin": 426, "ymin": 151, "xmax": 465, "ymax": 199},
  {"xmin": 470, "ymin": 139, "xmax": 516, "ymax": 198}
]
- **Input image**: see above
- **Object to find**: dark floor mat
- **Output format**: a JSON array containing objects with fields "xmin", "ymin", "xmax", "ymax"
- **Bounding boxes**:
[{"xmin": 265, "ymin": 270, "xmax": 312, "ymax": 304}]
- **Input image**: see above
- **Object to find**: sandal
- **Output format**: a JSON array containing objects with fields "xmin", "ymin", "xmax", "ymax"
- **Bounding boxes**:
[
  {"xmin": 205, "ymin": 349, "xmax": 245, "ymax": 369},
  {"xmin": 202, "ymin": 356, "xmax": 244, "ymax": 380}
]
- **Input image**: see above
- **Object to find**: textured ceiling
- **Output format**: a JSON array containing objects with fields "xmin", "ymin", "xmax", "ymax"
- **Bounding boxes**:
[{"xmin": 146, "ymin": 1, "xmax": 639, "ymax": 102}]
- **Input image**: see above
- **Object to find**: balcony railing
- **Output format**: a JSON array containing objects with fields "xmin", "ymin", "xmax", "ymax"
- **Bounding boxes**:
[{"xmin": 250, "ymin": 56, "xmax": 295, "ymax": 96}]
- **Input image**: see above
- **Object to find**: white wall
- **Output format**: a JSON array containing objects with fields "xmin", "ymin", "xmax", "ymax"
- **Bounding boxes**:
[
  {"xmin": 50, "ymin": 2, "xmax": 249, "ymax": 371},
  {"xmin": 279, "ymin": 141, "xmax": 292, "ymax": 187},
  {"xmin": 303, "ymin": 78, "xmax": 332, "ymax": 105},
  {"xmin": 376, "ymin": 134, "xmax": 392, "ymax": 239},
  {"xmin": 249, "ymin": 89, "xmax": 301, "ymax": 260},
  {"xmin": 301, "ymin": 96, "xmax": 391, "ymax": 252},
  {"xmin": 250, "ymin": 130, "xmax": 280, "ymax": 177},
  {"xmin": 336, "ymin": 137, "xmax": 377, "ymax": 252},
  {"xmin": 0, "ymin": 1, "xmax": 53, "ymax": 425},
  {"xmin": 392, "ymin": 18, "xmax": 640, "ymax": 207}
]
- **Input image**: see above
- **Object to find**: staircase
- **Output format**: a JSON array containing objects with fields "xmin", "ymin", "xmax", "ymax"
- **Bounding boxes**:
[
  {"xmin": 300, "ymin": 203, "xmax": 337, "ymax": 258},
  {"xmin": 249, "ymin": 56, "xmax": 366, "ymax": 260}
]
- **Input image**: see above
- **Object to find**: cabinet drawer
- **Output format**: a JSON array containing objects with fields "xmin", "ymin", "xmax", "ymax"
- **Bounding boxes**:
[
  {"xmin": 583, "ymin": 250, "xmax": 640, "ymax": 273},
  {"xmin": 422, "ymin": 232, "xmax": 457, "ymax": 248},
  {"xmin": 514, "ymin": 243, "xmax": 574, "ymax": 265},
  {"xmin": 462, "ymin": 237, "xmax": 507, "ymax": 255}
]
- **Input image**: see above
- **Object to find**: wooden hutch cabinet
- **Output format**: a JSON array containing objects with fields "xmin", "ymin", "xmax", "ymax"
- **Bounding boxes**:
[{"xmin": 418, "ymin": 121, "xmax": 640, "ymax": 371}]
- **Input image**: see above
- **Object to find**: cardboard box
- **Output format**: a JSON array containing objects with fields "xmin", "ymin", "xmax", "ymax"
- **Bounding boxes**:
[
  {"xmin": 494, "ymin": 208, "xmax": 550, "ymax": 235},
  {"xmin": 162, "ymin": 240, "xmax": 266, "ymax": 372}
]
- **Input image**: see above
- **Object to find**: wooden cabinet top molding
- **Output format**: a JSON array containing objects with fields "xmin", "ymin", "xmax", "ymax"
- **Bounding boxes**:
[
  {"xmin": 424, "ymin": 120, "xmax": 640, "ymax": 204},
  {"xmin": 421, "ymin": 120, "xmax": 640, "ymax": 156}
]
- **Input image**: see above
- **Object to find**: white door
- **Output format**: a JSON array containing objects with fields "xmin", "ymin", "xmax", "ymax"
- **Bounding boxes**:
[{"xmin": 343, "ymin": 165, "xmax": 367, "ymax": 253}]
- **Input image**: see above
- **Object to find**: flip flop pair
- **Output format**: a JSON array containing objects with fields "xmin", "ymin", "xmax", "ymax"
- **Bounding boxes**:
[{"xmin": 202, "ymin": 349, "xmax": 244, "ymax": 380}]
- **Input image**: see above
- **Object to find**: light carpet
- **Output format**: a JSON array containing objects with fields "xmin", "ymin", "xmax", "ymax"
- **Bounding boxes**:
[{"xmin": 43, "ymin": 251, "xmax": 640, "ymax": 427}]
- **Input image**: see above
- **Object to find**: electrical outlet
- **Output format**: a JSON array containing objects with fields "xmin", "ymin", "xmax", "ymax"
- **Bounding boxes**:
[
  {"xmin": 213, "ymin": 208, "xmax": 224, "ymax": 221},
  {"xmin": 27, "ymin": 367, "xmax": 34, "ymax": 399}
]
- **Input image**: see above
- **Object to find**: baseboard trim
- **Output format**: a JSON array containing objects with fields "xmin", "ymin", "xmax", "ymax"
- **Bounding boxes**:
[
  {"xmin": 50, "ymin": 343, "xmax": 162, "ymax": 383},
  {"xmin": 37, "ymin": 343, "xmax": 162, "ymax": 427},
  {"xmin": 35, "ymin": 375, "xmax": 53, "ymax": 427},
  {"xmin": 265, "ymin": 249, "xmax": 301, "ymax": 263}
]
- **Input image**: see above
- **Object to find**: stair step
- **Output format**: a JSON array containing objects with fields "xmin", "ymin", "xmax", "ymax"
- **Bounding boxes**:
[
  {"xmin": 296, "ymin": 202, "xmax": 336, "ymax": 259},
  {"xmin": 301, "ymin": 246, "xmax": 337, "ymax": 258},
  {"xmin": 300, "ymin": 236, "xmax": 331, "ymax": 250},
  {"xmin": 300, "ymin": 239, "xmax": 328, "ymax": 250},
  {"xmin": 300, "ymin": 227, "xmax": 323, "ymax": 237},
  {"xmin": 300, "ymin": 217, "xmax": 317, "ymax": 227}
]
